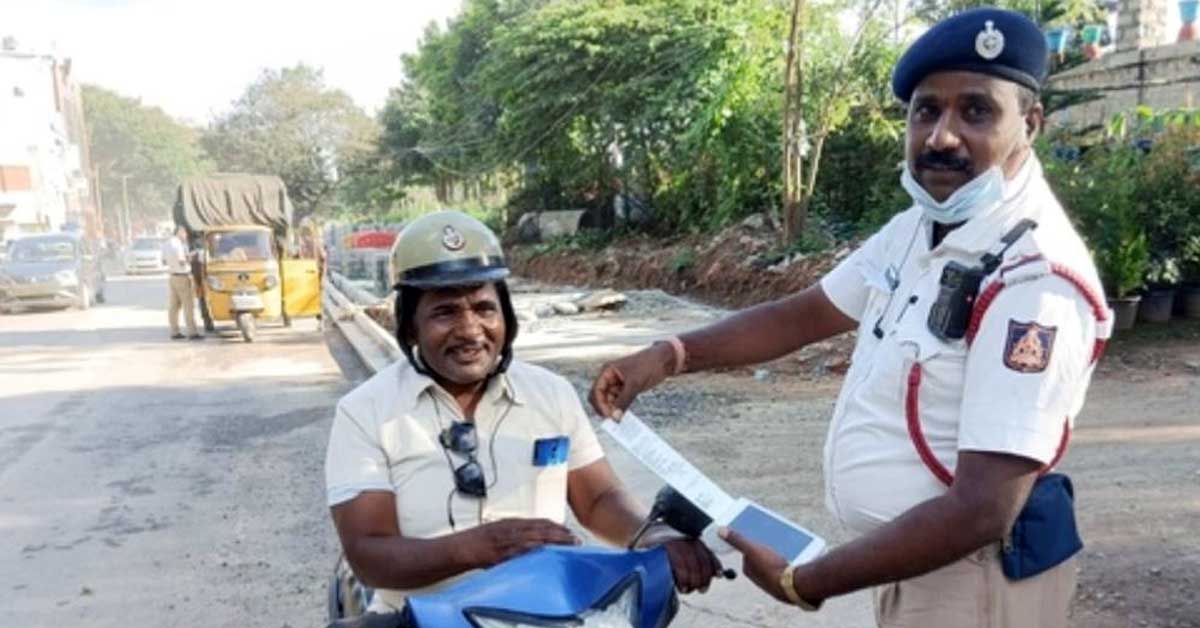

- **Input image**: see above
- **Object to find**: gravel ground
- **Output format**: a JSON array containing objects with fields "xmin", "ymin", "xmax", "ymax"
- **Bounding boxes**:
[{"xmin": 516, "ymin": 286, "xmax": 1200, "ymax": 628}]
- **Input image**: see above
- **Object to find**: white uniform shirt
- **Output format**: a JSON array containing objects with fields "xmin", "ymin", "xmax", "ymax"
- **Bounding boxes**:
[
  {"xmin": 162, "ymin": 236, "xmax": 190, "ymax": 274},
  {"xmin": 819, "ymin": 157, "xmax": 1106, "ymax": 535},
  {"xmin": 324, "ymin": 358, "xmax": 605, "ymax": 611}
]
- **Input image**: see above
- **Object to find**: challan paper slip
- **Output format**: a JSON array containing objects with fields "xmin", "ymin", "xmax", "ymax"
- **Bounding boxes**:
[{"xmin": 602, "ymin": 412, "xmax": 826, "ymax": 565}]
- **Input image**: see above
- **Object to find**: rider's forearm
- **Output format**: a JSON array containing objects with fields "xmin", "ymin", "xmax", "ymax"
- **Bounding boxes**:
[
  {"xmin": 679, "ymin": 285, "xmax": 854, "ymax": 373},
  {"xmin": 343, "ymin": 531, "xmax": 478, "ymax": 590},
  {"xmin": 578, "ymin": 486, "xmax": 647, "ymax": 547}
]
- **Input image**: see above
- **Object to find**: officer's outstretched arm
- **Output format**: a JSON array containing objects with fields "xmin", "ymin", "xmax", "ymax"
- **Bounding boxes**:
[
  {"xmin": 590, "ymin": 284, "xmax": 854, "ymax": 419},
  {"xmin": 678, "ymin": 283, "xmax": 855, "ymax": 372},
  {"xmin": 777, "ymin": 451, "xmax": 1039, "ymax": 606}
]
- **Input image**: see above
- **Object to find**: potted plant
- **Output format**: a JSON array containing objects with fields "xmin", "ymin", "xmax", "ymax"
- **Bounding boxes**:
[
  {"xmin": 1181, "ymin": 0, "xmax": 1200, "ymax": 41},
  {"xmin": 1179, "ymin": 235, "xmax": 1200, "ymax": 319},
  {"xmin": 1065, "ymin": 144, "xmax": 1149, "ymax": 330},
  {"xmin": 1081, "ymin": 23, "xmax": 1107, "ymax": 59},
  {"xmin": 1139, "ymin": 257, "xmax": 1181, "ymax": 323},
  {"xmin": 1096, "ymin": 231, "xmax": 1150, "ymax": 330}
]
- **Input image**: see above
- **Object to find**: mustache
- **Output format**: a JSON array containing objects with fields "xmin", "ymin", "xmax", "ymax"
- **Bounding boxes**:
[{"xmin": 916, "ymin": 151, "xmax": 972, "ymax": 173}]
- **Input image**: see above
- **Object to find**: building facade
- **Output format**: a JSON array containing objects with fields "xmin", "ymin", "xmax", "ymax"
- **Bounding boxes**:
[
  {"xmin": 0, "ymin": 36, "xmax": 97, "ymax": 244},
  {"xmin": 1049, "ymin": 0, "xmax": 1200, "ymax": 127}
]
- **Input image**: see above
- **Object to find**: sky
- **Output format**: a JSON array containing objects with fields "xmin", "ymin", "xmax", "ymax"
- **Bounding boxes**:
[
  {"xmin": 4, "ymin": 0, "xmax": 464, "ymax": 125},
  {"xmin": 4, "ymin": 0, "xmax": 1190, "ymax": 126}
]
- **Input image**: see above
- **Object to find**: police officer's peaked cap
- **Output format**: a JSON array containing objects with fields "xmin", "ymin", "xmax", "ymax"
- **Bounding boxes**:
[{"xmin": 892, "ymin": 7, "xmax": 1048, "ymax": 102}]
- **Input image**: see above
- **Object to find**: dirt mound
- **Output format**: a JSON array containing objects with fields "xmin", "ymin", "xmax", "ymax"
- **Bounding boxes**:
[{"xmin": 510, "ymin": 215, "xmax": 852, "ymax": 311}]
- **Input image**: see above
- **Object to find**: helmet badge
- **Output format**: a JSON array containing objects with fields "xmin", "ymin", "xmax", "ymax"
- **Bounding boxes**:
[
  {"xmin": 441, "ymin": 225, "xmax": 466, "ymax": 251},
  {"xmin": 975, "ymin": 20, "xmax": 1005, "ymax": 60}
]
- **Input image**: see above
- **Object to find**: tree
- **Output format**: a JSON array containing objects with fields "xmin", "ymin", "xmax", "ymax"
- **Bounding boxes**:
[
  {"xmin": 82, "ymin": 85, "xmax": 211, "ymax": 235},
  {"xmin": 909, "ymin": 0, "xmax": 1105, "ymax": 26},
  {"xmin": 783, "ymin": 0, "xmax": 903, "ymax": 242},
  {"xmin": 202, "ymin": 65, "xmax": 377, "ymax": 219},
  {"xmin": 479, "ymin": 0, "xmax": 789, "ymax": 228},
  {"xmin": 372, "ymin": 0, "xmax": 906, "ymax": 239}
]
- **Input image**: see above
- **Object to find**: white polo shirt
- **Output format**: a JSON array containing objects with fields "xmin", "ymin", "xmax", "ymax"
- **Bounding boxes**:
[
  {"xmin": 324, "ymin": 357, "xmax": 605, "ymax": 611},
  {"xmin": 162, "ymin": 236, "xmax": 190, "ymax": 274},
  {"xmin": 819, "ymin": 157, "xmax": 1106, "ymax": 535}
]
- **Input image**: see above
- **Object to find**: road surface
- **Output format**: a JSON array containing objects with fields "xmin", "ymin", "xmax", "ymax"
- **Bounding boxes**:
[
  {"xmin": 0, "ymin": 275, "xmax": 875, "ymax": 628},
  {"xmin": 0, "ymin": 274, "xmax": 357, "ymax": 627}
]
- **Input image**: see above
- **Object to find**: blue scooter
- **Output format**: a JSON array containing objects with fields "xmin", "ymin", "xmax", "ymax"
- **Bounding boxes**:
[{"xmin": 328, "ymin": 486, "xmax": 725, "ymax": 628}]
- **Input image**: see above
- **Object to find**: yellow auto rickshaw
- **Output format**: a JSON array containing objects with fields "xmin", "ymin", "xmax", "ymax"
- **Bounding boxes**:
[{"xmin": 201, "ymin": 225, "xmax": 320, "ymax": 342}]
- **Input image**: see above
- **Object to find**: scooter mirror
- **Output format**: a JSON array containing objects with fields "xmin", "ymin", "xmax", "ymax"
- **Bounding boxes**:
[{"xmin": 652, "ymin": 485, "xmax": 712, "ymax": 539}]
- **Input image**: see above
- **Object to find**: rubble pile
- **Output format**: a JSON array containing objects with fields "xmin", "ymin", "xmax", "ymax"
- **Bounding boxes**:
[{"xmin": 510, "ymin": 214, "xmax": 857, "ymax": 310}]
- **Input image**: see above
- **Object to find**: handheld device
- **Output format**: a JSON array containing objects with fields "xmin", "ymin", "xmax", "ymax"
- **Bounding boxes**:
[{"xmin": 704, "ymin": 498, "xmax": 826, "ymax": 566}]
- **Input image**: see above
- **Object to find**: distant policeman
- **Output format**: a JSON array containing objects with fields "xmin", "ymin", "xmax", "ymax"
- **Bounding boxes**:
[
  {"xmin": 590, "ymin": 8, "xmax": 1109, "ymax": 627},
  {"xmin": 163, "ymin": 225, "xmax": 203, "ymax": 340}
]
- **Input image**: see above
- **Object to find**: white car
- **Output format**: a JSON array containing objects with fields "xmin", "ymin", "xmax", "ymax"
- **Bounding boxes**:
[{"xmin": 125, "ymin": 237, "xmax": 168, "ymax": 274}]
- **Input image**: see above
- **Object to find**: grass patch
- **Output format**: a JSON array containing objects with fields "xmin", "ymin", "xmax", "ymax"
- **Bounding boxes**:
[
  {"xmin": 669, "ymin": 249, "xmax": 697, "ymax": 274},
  {"xmin": 523, "ymin": 229, "xmax": 619, "ymax": 258}
]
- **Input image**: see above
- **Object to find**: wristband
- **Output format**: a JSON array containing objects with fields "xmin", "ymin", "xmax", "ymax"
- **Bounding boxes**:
[
  {"xmin": 780, "ymin": 565, "xmax": 821, "ymax": 611},
  {"xmin": 664, "ymin": 336, "xmax": 686, "ymax": 375}
]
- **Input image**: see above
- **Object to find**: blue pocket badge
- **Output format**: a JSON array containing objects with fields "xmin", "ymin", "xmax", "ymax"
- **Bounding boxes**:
[{"xmin": 532, "ymin": 436, "xmax": 570, "ymax": 466}]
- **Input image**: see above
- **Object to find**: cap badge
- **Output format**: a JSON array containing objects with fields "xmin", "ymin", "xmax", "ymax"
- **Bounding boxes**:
[
  {"xmin": 975, "ymin": 20, "xmax": 1005, "ymax": 60},
  {"xmin": 441, "ymin": 225, "xmax": 466, "ymax": 251}
]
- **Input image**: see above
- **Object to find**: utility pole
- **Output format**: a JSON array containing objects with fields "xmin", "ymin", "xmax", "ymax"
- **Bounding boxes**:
[
  {"xmin": 121, "ymin": 174, "xmax": 132, "ymax": 245},
  {"xmin": 782, "ymin": 0, "xmax": 806, "ymax": 244},
  {"xmin": 91, "ymin": 164, "xmax": 105, "ymax": 241}
]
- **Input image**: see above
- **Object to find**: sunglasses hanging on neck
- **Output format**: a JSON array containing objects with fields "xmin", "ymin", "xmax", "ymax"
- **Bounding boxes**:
[{"xmin": 440, "ymin": 421, "xmax": 487, "ymax": 498}]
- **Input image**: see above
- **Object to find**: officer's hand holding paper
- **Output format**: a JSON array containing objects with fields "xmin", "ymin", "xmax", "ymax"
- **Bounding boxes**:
[{"xmin": 601, "ymin": 412, "xmax": 825, "ymax": 566}]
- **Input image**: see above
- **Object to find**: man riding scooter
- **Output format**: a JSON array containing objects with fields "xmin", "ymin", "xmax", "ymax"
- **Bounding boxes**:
[{"xmin": 324, "ymin": 211, "xmax": 721, "ymax": 626}]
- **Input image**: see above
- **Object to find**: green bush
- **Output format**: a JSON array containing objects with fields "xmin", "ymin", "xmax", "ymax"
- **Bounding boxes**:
[
  {"xmin": 1182, "ymin": 236, "xmax": 1200, "ymax": 284},
  {"xmin": 1046, "ymin": 143, "xmax": 1148, "ymax": 298},
  {"xmin": 669, "ymin": 249, "xmax": 697, "ymax": 274},
  {"xmin": 1045, "ymin": 112, "xmax": 1200, "ymax": 297}
]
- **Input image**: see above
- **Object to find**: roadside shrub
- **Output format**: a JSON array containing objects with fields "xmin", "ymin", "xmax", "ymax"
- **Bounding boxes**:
[
  {"xmin": 669, "ymin": 249, "xmax": 697, "ymax": 274},
  {"xmin": 1046, "ymin": 143, "xmax": 1148, "ymax": 298}
]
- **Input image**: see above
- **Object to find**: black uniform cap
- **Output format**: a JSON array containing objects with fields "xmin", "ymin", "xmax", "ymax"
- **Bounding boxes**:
[{"xmin": 892, "ymin": 7, "xmax": 1048, "ymax": 102}]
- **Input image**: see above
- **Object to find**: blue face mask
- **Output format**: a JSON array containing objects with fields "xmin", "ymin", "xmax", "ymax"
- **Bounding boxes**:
[{"xmin": 901, "ymin": 164, "xmax": 1005, "ymax": 225}]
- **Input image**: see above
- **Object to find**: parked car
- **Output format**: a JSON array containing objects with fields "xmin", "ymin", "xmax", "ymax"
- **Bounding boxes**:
[
  {"xmin": 125, "ymin": 236, "xmax": 168, "ymax": 274},
  {"xmin": 0, "ymin": 232, "xmax": 106, "ymax": 313}
]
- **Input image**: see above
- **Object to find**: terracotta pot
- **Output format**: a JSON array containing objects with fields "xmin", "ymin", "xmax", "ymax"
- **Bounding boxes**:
[
  {"xmin": 1137, "ymin": 288, "xmax": 1175, "ymax": 323},
  {"xmin": 1181, "ymin": 22, "xmax": 1199, "ymax": 41},
  {"xmin": 1109, "ymin": 296, "xmax": 1141, "ymax": 331}
]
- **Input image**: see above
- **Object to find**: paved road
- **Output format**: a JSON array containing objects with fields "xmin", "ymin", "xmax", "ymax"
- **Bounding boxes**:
[
  {"xmin": 0, "ymin": 274, "xmax": 356, "ymax": 627},
  {"xmin": 1, "ymin": 275, "xmax": 876, "ymax": 628}
]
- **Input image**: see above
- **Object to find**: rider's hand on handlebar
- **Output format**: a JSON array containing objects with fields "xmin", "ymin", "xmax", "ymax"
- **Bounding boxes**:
[
  {"xmin": 461, "ymin": 518, "xmax": 580, "ymax": 569},
  {"xmin": 662, "ymin": 538, "xmax": 724, "ymax": 595},
  {"xmin": 589, "ymin": 342, "xmax": 677, "ymax": 420}
]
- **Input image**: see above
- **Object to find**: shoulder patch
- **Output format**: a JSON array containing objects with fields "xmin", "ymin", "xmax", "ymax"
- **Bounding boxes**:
[{"xmin": 1004, "ymin": 319, "xmax": 1056, "ymax": 373}]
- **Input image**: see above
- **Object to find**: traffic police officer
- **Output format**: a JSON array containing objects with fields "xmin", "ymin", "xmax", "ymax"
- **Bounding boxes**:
[
  {"xmin": 324, "ymin": 211, "xmax": 720, "ymax": 619},
  {"xmin": 590, "ymin": 8, "xmax": 1109, "ymax": 627}
]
